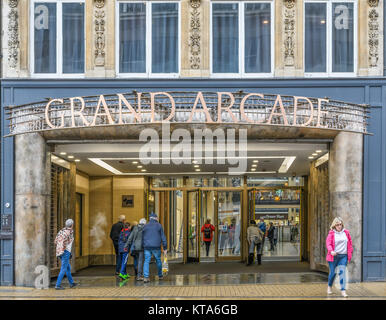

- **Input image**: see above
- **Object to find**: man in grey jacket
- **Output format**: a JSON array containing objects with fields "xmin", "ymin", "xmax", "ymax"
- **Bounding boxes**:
[{"xmin": 125, "ymin": 218, "xmax": 146, "ymax": 281}]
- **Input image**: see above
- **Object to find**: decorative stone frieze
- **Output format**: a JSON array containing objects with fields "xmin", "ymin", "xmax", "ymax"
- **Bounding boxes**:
[
  {"xmin": 189, "ymin": 0, "xmax": 201, "ymax": 70},
  {"xmin": 367, "ymin": 0, "xmax": 379, "ymax": 7},
  {"xmin": 7, "ymin": 0, "xmax": 19, "ymax": 69},
  {"xmin": 368, "ymin": 9, "xmax": 379, "ymax": 67},
  {"xmin": 94, "ymin": 0, "xmax": 105, "ymax": 9},
  {"xmin": 283, "ymin": 0, "xmax": 295, "ymax": 67},
  {"xmin": 94, "ymin": 0, "xmax": 106, "ymax": 67}
]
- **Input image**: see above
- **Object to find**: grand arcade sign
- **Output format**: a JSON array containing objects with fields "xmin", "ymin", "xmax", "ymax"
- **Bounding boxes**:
[{"xmin": 5, "ymin": 91, "xmax": 369, "ymax": 135}]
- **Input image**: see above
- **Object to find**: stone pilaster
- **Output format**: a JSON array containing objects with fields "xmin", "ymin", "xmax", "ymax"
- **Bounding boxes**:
[
  {"xmin": 329, "ymin": 132, "xmax": 363, "ymax": 282},
  {"xmin": 181, "ymin": 0, "xmax": 209, "ymax": 77},
  {"xmin": 358, "ymin": 0, "xmax": 384, "ymax": 76},
  {"xmin": 86, "ymin": 0, "xmax": 114, "ymax": 77},
  {"xmin": 14, "ymin": 133, "xmax": 51, "ymax": 287},
  {"xmin": 275, "ymin": 0, "xmax": 303, "ymax": 77}
]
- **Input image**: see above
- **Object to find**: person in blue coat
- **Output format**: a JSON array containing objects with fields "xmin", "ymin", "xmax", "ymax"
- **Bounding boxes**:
[
  {"xmin": 118, "ymin": 222, "xmax": 131, "ymax": 280},
  {"xmin": 142, "ymin": 212, "xmax": 167, "ymax": 283}
]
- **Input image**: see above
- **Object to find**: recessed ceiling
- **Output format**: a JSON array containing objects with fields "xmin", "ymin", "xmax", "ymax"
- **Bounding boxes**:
[{"xmin": 52, "ymin": 142, "xmax": 329, "ymax": 177}]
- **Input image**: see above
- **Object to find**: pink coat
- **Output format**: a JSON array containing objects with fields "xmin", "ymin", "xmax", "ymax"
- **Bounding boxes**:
[{"xmin": 326, "ymin": 229, "xmax": 353, "ymax": 262}]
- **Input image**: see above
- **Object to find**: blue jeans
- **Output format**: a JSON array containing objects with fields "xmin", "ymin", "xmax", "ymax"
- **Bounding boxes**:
[
  {"xmin": 55, "ymin": 250, "xmax": 74, "ymax": 287},
  {"xmin": 143, "ymin": 249, "xmax": 162, "ymax": 279},
  {"xmin": 120, "ymin": 252, "xmax": 129, "ymax": 275},
  {"xmin": 133, "ymin": 251, "xmax": 144, "ymax": 278},
  {"xmin": 328, "ymin": 254, "xmax": 348, "ymax": 290}
]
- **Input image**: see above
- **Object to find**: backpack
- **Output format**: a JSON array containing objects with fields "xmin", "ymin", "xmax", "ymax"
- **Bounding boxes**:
[
  {"xmin": 204, "ymin": 225, "xmax": 211, "ymax": 239},
  {"xmin": 254, "ymin": 228, "xmax": 263, "ymax": 244}
]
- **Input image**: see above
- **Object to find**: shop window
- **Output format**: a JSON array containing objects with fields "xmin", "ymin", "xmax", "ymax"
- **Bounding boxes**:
[
  {"xmin": 31, "ymin": 1, "xmax": 85, "ymax": 76},
  {"xmin": 118, "ymin": 1, "xmax": 180, "ymax": 77},
  {"xmin": 304, "ymin": 0, "xmax": 357, "ymax": 76},
  {"xmin": 211, "ymin": 1, "xmax": 273, "ymax": 77}
]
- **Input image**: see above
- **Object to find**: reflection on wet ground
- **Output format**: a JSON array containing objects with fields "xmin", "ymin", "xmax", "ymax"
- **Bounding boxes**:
[{"xmin": 51, "ymin": 272, "xmax": 328, "ymax": 288}]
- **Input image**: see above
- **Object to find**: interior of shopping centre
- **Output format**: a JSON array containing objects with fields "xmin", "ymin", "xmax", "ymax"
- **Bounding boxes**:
[{"xmin": 48, "ymin": 141, "xmax": 329, "ymax": 275}]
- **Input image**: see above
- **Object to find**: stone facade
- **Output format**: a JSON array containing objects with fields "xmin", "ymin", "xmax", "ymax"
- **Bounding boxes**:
[{"xmin": 1, "ymin": 0, "xmax": 383, "ymax": 78}]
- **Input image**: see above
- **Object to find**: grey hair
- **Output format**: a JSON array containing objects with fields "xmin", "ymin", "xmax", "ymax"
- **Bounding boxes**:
[
  {"xmin": 65, "ymin": 219, "xmax": 74, "ymax": 228},
  {"xmin": 139, "ymin": 218, "xmax": 147, "ymax": 225}
]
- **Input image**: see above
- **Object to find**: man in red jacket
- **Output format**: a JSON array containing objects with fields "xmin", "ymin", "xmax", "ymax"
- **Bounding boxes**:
[{"xmin": 201, "ymin": 219, "xmax": 215, "ymax": 257}]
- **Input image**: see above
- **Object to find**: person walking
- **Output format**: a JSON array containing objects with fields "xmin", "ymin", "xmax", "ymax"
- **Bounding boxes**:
[
  {"xmin": 110, "ymin": 215, "xmax": 125, "ymax": 275},
  {"xmin": 267, "ymin": 222, "xmax": 275, "ymax": 251},
  {"xmin": 54, "ymin": 219, "xmax": 78, "ymax": 290},
  {"xmin": 246, "ymin": 220, "xmax": 264, "ymax": 265},
  {"xmin": 118, "ymin": 222, "xmax": 131, "ymax": 280},
  {"xmin": 142, "ymin": 213, "xmax": 167, "ymax": 283},
  {"xmin": 326, "ymin": 217, "xmax": 353, "ymax": 298},
  {"xmin": 201, "ymin": 219, "xmax": 215, "ymax": 257},
  {"xmin": 273, "ymin": 223, "xmax": 278, "ymax": 248},
  {"xmin": 257, "ymin": 218, "xmax": 266, "ymax": 254},
  {"xmin": 125, "ymin": 218, "xmax": 146, "ymax": 281}
]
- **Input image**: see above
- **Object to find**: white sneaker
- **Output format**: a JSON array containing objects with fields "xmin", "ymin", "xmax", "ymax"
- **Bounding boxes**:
[
  {"xmin": 341, "ymin": 290, "xmax": 348, "ymax": 298},
  {"xmin": 327, "ymin": 286, "xmax": 333, "ymax": 295}
]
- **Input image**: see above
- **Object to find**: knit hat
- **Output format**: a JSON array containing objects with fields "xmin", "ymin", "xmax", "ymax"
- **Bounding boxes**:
[{"xmin": 149, "ymin": 212, "xmax": 158, "ymax": 220}]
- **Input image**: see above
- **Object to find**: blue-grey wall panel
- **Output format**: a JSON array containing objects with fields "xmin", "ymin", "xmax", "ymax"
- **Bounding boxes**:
[
  {"xmin": 363, "ymin": 258, "xmax": 385, "ymax": 281},
  {"xmin": 1, "ymin": 78, "xmax": 385, "ymax": 282}
]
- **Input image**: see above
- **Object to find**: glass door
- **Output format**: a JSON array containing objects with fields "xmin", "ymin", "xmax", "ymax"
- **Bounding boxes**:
[
  {"xmin": 187, "ymin": 190, "xmax": 200, "ymax": 262},
  {"xmin": 200, "ymin": 191, "xmax": 216, "ymax": 261},
  {"xmin": 216, "ymin": 191, "xmax": 242, "ymax": 260}
]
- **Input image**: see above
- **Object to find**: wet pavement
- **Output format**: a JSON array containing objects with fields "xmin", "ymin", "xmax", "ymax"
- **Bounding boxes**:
[
  {"xmin": 50, "ymin": 262, "xmax": 328, "ymax": 288},
  {"xmin": 51, "ymin": 272, "xmax": 328, "ymax": 288}
]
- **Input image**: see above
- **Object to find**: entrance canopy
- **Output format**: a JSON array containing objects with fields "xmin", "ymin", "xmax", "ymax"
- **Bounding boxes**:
[{"xmin": 5, "ymin": 91, "xmax": 369, "ymax": 137}]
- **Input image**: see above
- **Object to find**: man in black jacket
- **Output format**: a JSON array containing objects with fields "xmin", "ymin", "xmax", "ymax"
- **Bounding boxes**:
[{"xmin": 110, "ymin": 215, "xmax": 125, "ymax": 275}]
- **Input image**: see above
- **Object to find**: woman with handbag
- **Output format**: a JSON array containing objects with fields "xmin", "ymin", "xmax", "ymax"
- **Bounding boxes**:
[{"xmin": 247, "ymin": 220, "xmax": 264, "ymax": 265}]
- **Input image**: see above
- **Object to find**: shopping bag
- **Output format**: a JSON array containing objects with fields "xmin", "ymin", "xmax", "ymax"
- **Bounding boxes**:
[{"xmin": 162, "ymin": 255, "xmax": 169, "ymax": 275}]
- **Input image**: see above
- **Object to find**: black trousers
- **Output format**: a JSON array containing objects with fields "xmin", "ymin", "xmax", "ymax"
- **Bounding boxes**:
[{"xmin": 204, "ymin": 241, "xmax": 211, "ymax": 256}]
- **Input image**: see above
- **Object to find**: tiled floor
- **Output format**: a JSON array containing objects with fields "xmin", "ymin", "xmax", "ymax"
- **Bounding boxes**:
[{"xmin": 0, "ymin": 281, "xmax": 385, "ymax": 300}]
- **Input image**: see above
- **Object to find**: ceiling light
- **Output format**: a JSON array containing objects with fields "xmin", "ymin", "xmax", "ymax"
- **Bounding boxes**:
[
  {"xmin": 141, "ymin": 169, "xmax": 146, "ymax": 172},
  {"xmin": 89, "ymin": 158, "xmax": 123, "ymax": 175},
  {"xmin": 308, "ymin": 156, "xmax": 314, "ymax": 159},
  {"xmin": 68, "ymin": 156, "xmax": 74, "ymax": 159},
  {"xmin": 137, "ymin": 166, "xmax": 143, "ymax": 168},
  {"xmin": 194, "ymin": 165, "xmax": 199, "ymax": 168},
  {"xmin": 192, "ymin": 160, "xmax": 198, "ymax": 164},
  {"xmin": 60, "ymin": 152, "xmax": 66, "ymax": 155},
  {"xmin": 312, "ymin": 153, "xmax": 317, "ymax": 156},
  {"xmin": 253, "ymin": 160, "xmax": 259, "ymax": 163},
  {"xmin": 195, "ymin": 169, "xmax": 201, "ymax": 172},
  {"xmin": 278, "ymin": 156, "xmax": 296, "ymax": 174},
  {"xmin": 252, "ymin": 164, "xmax": 257, "ymax": 167},
  {"xmin": 251, "ymin": 168, "xmax": 256, "ymax": 171},
  {"xmin": 316, "ymin": 150, "xmax": 322, "ymax": 153},
  {"xmin": 263, "ymin": 20, "xmax": 269, "ymax": 24},
  {"xmin": 132, "ymin": 161, "xmax": 138, "ymax": 164},
  {"xmin": 321, "ymin": 20, "xmax": 326, "ymax": 24},
  {"xmin": 75, "ymin": 159, "xmax": 80, "ymax": 162}
]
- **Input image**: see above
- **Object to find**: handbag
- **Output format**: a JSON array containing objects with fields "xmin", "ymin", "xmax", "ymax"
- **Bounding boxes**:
[{"xmin": 162, "ymin": 255, "xmax": 169, "ymax": 275}]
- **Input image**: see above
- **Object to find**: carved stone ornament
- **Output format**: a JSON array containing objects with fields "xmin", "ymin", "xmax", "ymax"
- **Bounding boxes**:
[
  {"xmin": 189, "ymin": 0, "xmax": 201, "ymax": 70},
  {"xmin": 94, "ymin": 9, "xmax": 106, "ymax": 67},
  {"xmin": 8, "ymin": 0, "xmax": 18, "ymax": 9},
  {"xmin": 8, "ymin": 2, "xmax": 19, "ymax": 69},
  {"xmin": 284, "ymin": 0, "xmax": 296, "ymax": 10},
  {"xmin": 284, "ymin": 7, "xmax": 295, "ymax": 66},
  {"xmin": 94, "ymin": 0, "xmax": 105, "ymax": 9},
  {"xmin": 368, "ymin": 9, "xmax": 379, "ymax": 67},
  {"xmin": 367, "ymin": 0, "xmax": 379, "ymax": 7}
]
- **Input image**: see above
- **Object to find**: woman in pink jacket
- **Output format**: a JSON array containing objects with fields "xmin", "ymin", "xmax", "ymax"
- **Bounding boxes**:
[{"xmin": 326, "ymin": 217, "xmax": 353, "ymax": 297}]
